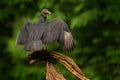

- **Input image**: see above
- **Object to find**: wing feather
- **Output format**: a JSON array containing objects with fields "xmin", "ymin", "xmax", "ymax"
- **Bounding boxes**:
[
  {"xmin": 27, "ymin": 23, "xmax": 45, "ymax": 40},
  {"xmin": 24, "ymin": 23, "xmax": 45, "ymax": 51},
  {"xmin": 16, "ymin": 20, "xmax": 31, "ymax": 45},
  {"xmin": 42, "ymin": 18, "xmax": 75, "ymax": 51},
  {"xmin": 63, "ymin": 31, "xmax": 75, "ymax": 51},
  {"xmin": 41, "ymin": 19, "xmax": 61, "ymax": 44},
  {"xmin": 24, "ymin": 40, "xmax": 44, "ymax": 51},
  {"xmin": 17, "ymin": 18, "xmax": 75, "ymax": 52}
]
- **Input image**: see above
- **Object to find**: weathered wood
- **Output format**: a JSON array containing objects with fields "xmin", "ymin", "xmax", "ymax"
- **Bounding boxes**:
[
  {"xmin": 46, "ymin": 61, "xmax": 66, "ymax": 80},
  {"xmin": 26, "ymin": 50, "xmax": 89, "ymax": 80}
]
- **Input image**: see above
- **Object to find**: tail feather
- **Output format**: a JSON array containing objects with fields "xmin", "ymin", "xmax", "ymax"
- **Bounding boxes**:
[{"xmin": 24, "ymin": 40, "xmax": 44, "ymax": 51}]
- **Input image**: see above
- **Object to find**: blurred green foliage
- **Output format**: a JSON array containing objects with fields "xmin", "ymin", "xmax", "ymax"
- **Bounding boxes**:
[{"xmin": 0, "ymin": 0, "xmax": 120, "ymax": 80}]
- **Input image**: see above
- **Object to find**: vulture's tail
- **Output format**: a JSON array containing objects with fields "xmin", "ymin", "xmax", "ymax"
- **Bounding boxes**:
[{"xmin": 24, "ymin": 40, "xmax": 44, "ymax": 51}]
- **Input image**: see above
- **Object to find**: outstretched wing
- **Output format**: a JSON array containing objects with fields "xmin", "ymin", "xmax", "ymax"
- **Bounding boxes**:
[
  {"xmin": 23, "ymin": 23, "xmax": 45, "ymax": 51},
  {"xmin": 16, "ymin": 20, "xmax": 31, "ymax": 45},
  {"xmin": 56, "ymin": 18, "xmax": 75, "ymax": 51},
  {"xmin": 41, "ymin": 19, "xmax": 62, "ymax": 44},
  {"xmin": 27, "ymin": 23, "xmax": 45, "ymax": 41},
  {"xmin": 42, "ymin": 18, "xmax": 75, "ymax": 51}
]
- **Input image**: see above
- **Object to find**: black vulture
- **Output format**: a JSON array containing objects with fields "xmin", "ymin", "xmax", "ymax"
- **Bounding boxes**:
[{"xmin": 16, "ymin": 9, "xmax": 75, "ymax": 52}]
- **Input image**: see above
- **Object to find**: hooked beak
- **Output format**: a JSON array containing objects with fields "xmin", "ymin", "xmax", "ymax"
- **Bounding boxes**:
[{"xmin": 46, "ymin": 10, "xmax": 51, "ymax": 14}]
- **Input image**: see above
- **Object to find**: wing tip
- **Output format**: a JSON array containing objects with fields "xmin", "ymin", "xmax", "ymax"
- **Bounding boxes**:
[{"xmin": 63, "ymin": 42, "xmax": 75, "ymax": 52}]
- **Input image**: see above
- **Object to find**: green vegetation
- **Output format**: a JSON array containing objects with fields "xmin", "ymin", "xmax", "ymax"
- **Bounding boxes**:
[{"xmin": 0, "ymin": 0, "xmax": 120, "ymax": 80}]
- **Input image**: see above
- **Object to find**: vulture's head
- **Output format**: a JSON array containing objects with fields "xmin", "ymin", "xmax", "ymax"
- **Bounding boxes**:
[{"xmin": 41, "ymin": 9, "xmax": 51, "ymax": 16}]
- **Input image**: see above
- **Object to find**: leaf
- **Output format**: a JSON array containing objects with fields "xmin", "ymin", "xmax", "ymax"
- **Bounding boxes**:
[
  {"xmin": 74, "ymin": 4, "xmax": 84, "ymax": 13},
  {"xmin": 71, "ymin": 9, "xmax": 99, "ymax": 28}
]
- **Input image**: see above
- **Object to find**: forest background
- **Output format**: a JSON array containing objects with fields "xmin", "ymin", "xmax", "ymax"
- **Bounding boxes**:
[{"xmin": 0, "ymin": 0, "xmax": 120, "ymax": 80}]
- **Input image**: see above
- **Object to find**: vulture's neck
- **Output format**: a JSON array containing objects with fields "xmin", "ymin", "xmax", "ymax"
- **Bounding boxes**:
[{"xmin": 38, "ymin": 14, "xmax": 46, "ymax": 23}]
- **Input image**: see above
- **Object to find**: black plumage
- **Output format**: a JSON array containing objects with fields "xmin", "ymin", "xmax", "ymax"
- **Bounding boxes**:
[{"xmin": 16, "ymin": 9, "xmax": 75, "ymax": 52}]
